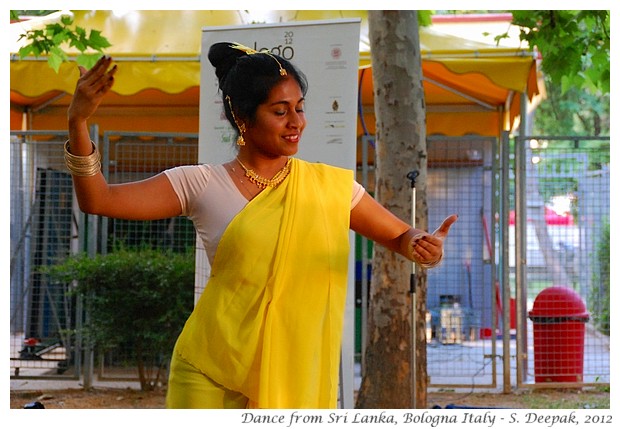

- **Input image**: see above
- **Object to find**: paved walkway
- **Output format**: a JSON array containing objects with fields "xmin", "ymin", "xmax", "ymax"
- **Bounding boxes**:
[{"xmin": 11, "ymin": 322, "xmax": 609, "ymax": 393}]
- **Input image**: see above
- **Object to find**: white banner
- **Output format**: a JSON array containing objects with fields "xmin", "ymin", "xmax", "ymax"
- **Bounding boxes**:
[
  {"xmin": 197, "ymin": 19, "xmax": 361, "ymax": 408},
  {"xmin": 199, "ymin": 19, "xmax": 360, "ymax": 167}
]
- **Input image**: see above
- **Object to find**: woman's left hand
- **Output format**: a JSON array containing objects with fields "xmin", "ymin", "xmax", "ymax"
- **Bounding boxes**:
[{"xmin": 409, "ymin": 214, "xmax": 458, "ymax": 268}]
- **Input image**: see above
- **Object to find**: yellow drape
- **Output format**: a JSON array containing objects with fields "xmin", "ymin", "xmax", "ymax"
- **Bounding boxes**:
[{"xmin": 173, "ymin": 158, "xmax": 353, "ymax": 408}]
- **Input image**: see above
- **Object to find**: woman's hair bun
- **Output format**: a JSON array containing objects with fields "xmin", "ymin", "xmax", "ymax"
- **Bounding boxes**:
[
  {"xmin": 206, "ymin": 41, "xmax": 307, "ymax": 131},
  {"xmin": 208, "ymin": 42, "xmax": 246, "ymax": 83}
]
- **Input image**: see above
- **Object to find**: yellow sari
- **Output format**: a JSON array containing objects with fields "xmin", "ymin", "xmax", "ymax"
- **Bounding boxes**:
[{"xmin": 173, "ymin": 158, "xmax": 353, "ymax": 408}]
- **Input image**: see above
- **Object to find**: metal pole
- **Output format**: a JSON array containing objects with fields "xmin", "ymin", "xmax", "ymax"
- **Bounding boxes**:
[
  {"xmin": 406, "ymin": 170, "xmax": 419, "ymax": 409},
  {"xmin": 361, "ymin": 136, "xmax": 371, "ymax": 373},
  {"xmin": 515, "ymin": 92, "xmax": 528, "ymax": 386},
  {"xmin": 500, "ymin": 131, "xmax": 512, "ymax": 393}
]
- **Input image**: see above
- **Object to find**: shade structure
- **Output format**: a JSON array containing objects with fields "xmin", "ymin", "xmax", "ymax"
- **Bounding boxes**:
[{"xmin": 10, "ymin": 10, "xmax": 539, "ymax": 136}]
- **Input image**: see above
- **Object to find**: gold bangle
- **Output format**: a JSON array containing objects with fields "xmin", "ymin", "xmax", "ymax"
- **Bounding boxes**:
[{"xmin": 64, "ymin": 140, "xmax": 101, "ymax": 176}]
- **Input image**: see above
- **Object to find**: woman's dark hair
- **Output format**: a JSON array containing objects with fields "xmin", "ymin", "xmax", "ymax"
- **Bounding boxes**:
[{"xmin": 208, "ymin": 42, "xmax": 308, "ymax": 132}]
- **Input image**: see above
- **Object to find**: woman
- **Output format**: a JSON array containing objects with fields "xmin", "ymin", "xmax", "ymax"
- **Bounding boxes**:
[{"xmin": 66, "ymin": 43, "xmax": 457, "ymax": 409}]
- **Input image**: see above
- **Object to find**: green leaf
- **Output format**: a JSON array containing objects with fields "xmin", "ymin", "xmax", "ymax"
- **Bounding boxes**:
[
  {"xmin": 509, "ymin": 10, "xmax": 609, "ymax": 95},
  {"xmin": 47, "ymin": 51, "xmax": 64, "ymax": 73},
  {"xmin": 88, "ymin": 29, "xmax": 111, "ymax": 49},
  {"xmin": 70, "ymin": 36, "xmax": 87, "ymax": 52},
  {"xmin": 75, "ymin": 53, "xmax": 101, "ymax": 69},
  {"xmin": 18, "ymin": 45, "xmax": 34, "ymax": 57},
  {"xmin": 75, "ymin": 25, "xmax": 87, "ymax": 38},
  {"xmin": 46, "ymin": 22, "xmax": 66, "ymax": 39},
  {"xmin": 60, "ymin": 15, "xmax": 73, "ymax": 26},
  {"xmin": 493, "ymin": 31, "xmax": 510, "ymax": 46},
  {"xmin": 15, "ymin": 13, "xmax": 111, "ymax": 72},
  {"xmin": 417, "ymin": 11, "xmax": 433, "ymax": 27},
  {"xmin": 51, "ymin": 29, "xmax": 69, "ymax": 46}
]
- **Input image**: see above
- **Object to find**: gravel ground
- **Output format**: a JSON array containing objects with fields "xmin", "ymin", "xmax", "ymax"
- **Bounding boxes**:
[{"xmin": 10, "ymin": 387, "xmax": 609, "ymax": 409}]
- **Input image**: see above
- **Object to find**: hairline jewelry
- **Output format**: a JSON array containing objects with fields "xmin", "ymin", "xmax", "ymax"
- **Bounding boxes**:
[
  {"xmin": 225, "ymin": 95, "xmax": 246, "ymax": 146},
  {"xmin": 229, "ymin": 43, "xmax": 287, "ymax": 76}
]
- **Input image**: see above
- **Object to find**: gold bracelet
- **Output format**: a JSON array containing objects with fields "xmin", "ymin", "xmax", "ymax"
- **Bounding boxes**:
[{"xmin": 64, "ymin": 140, "xmax": 101, "ymax": 176}]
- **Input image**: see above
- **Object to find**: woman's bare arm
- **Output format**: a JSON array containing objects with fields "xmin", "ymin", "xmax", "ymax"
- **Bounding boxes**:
[
  {"xmin": 350, "ymin": 192, "xmax": 457, "ymax": 266},
  {"xmin": 67, "ymin": 56, "xmax": 181, "ymax": 220}
]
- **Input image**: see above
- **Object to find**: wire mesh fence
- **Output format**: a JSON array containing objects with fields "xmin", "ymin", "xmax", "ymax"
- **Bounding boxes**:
[
  {"xmin": 519, "ymin": 136, "xmax": 610, "ymax": 386},
  {"xmin": 10, "ymin": 130, "xmax": 609, "ymax": 391},
  {"xmin": 101, "ymin": 132, "xmax": 198, "ymax": 254},
  {"xmin": 95, "ymin": 132, "xmax": 199, "ymax": 382},
  {"xmin": 9, "ymin": 131, "xmax": 199, "ymax": 384},
  {"xmin": 425, "ymin": 136, "xmax": 499, "ymax": 388},
  {"xmin": 10, "ymin": 131, "xmax": 81, "ymax": 379}
]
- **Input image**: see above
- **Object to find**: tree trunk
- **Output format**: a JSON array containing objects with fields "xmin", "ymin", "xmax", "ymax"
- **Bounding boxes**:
[
  {"xmin": 135, "ymin": 338, "xmax": 151, "ymax": 391},
  {"xmin": 356, "ymin": 10, "xmax": 428, "ymax": 409}
]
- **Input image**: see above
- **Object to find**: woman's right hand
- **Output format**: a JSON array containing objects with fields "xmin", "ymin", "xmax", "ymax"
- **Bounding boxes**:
[
  {"xmin": 68, "ymin": 55, "xmax": 117, "ymax": 123},
  {"xmin": 65, "ymin": 55, "xmax": 183, "ymax": 221}
]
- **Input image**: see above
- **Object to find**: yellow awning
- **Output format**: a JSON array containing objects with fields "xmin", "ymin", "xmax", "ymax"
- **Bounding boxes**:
[
  {"xmin": 10, "ymin": 10, "xmax": 540, "ymax": 137},
  {"xmin": 10, "ymin": 10, "xmax": 240, "ymax": 97}
]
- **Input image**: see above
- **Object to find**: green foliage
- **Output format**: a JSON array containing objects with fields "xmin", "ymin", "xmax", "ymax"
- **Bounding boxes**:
[
  {"xmin": 11, "ymin": 10, "xmax": 56, "ymax": 19},
  {"xmin": 589, "ymin": 220, "xmax": 610, "ymax": 336},
  {"xmin": 529, "ymin": 139, "xmax": 609, "ymax": 228},
  {"xmin": 533, "ymin": 77, "xmax": 610, "ymax": 136},
  {"xmin": 507, "ymin": 10, "xmax": 610, "ymax": 95},
  {"xmin": 418, "ymin": 11, "xmax": 433, "ymax": 26},
  {"xmin": 14, "ymin": 11, "xmax": 111, "ymax": 72},
  {"xmin": 45, "ymin": 247, "xmax": 195, "ymax": 390},
  {"xmin": 440, "ymin": 10, "xmax": 610, "ymax": 136}
]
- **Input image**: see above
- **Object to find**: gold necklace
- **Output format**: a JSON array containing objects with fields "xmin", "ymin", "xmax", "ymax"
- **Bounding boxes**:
[
  {"xmin": 229, "ymin": 164, "xmax": 258, "ymax": 199},
  {"xmin": 235, "ymin": 157, "xmax": 292, "ymax": 189}
]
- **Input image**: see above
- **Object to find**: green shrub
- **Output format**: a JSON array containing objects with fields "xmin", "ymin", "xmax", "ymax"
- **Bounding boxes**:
[
  {"xmin": 589, "ymin": 220, "xmax": 610, "ymax": 336},
  {"xmin": 46, "ymin": 247, "xmax": 194, "ymax": 390}
]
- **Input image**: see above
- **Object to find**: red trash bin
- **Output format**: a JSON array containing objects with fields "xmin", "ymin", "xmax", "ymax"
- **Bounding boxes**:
[{"xmin": 528, "ymin": 286, "xmax": 590, "ymax": 383}]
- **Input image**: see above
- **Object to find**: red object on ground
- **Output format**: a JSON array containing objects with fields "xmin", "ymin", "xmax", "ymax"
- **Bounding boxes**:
[
  {"xmin": 528, "ymin": 286, "xmax": 590, "ymax": 383},
  {"xmin": 24, "ymin": 337, "xmax": 39, "ymax": 346}
]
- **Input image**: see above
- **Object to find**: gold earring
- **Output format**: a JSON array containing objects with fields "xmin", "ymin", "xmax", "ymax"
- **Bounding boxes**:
[
  {"xmin": 236, "ymin": 124, "xmax": 246, "ymax": 146},
  {"xmin": 226, "ymin": 95, "xmax": 246, "ymax": 146}
]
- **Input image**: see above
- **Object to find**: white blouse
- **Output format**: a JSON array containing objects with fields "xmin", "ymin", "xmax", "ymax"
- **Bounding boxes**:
[{"xmin": 164, "ymin": 163, "xmax": 365, "ymax": 265}]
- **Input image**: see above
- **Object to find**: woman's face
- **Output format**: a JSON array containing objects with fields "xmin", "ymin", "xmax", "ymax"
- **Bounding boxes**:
[{"xmin": 243, "ymin": 77, "xmax": 306, "ymax": 158}]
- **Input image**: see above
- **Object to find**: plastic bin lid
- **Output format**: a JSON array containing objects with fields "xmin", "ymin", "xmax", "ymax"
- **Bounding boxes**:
[{"xmin": 528, "ymin": 286, "xmax": 589, "ymax": 318}]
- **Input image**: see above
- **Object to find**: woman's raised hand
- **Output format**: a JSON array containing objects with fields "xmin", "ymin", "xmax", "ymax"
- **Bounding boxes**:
[{"xmin": 68, "ymin": 56, "xmax": 117, "ymax": 122}]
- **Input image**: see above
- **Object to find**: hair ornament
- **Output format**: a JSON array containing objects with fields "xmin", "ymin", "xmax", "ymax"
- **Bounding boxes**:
[
  {"xmin": 229, "ymin": 43, "xmax": 259, "ymax": 55},
  {"xmin": 229, "ymin": 43, "xmax": 287, "ymax": 76}
]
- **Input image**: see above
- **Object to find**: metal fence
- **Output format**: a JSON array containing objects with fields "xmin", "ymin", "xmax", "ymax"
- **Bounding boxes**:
[
  {"xmin": 425, "ymin": 136, "xmax": 500, "ymax": 388},
  {"xmin": 10, "ymin": 130, "xmax": 609, "ymax": 391},
  {"xmin": 515, "ymin": 136, "xmax": 610, "ymax": 388},
  {"xmin": 9, "ymin": 130, "xmax": 199, "ymax": 383},
  {"xmin": 356, "ymin": 135, "xmax": 501, "ymax": 389},
  {"xmin": 101, "ymin": 131, "xmax": 198, "ymax": 254},
  {"xmin": 10, "ymin": 131, "xmax": 82, "ymax": 380},
  {"xmin": 96, "ymin": 131, "xmax": 199, "ymax": 381},
  {"xmin": 356, "ymin": 134, "xmax": 610, "ymax": 391}
]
